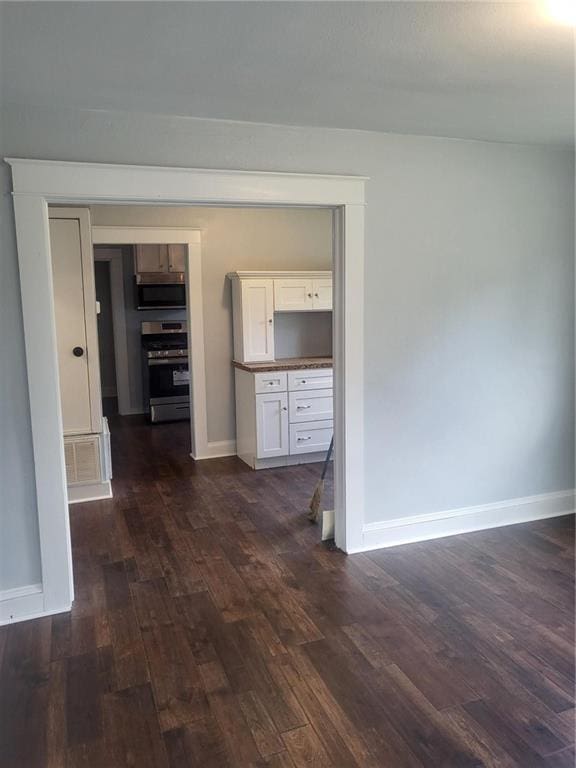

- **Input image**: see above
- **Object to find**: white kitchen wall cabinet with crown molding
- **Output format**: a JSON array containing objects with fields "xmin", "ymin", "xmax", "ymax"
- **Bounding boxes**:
[{"xmin": 227, "ymin": 271, "xmax": 332, "ymax": 363}]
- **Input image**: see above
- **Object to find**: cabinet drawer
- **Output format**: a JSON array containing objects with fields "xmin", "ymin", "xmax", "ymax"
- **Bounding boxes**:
[
  {"xmin": 290, "ymin": 420, "xmax": 333, "ymax": 455},
  {"xmin": 254, "ymin": 371, "xmax": 287, "ymax": 394},
  {"xmin": 289, "ymin": 389, "xmax": 333, "ymax": 423},
  {"xmin": 288, "ymin": 369, "xmax": 333, "ymax": 391}
]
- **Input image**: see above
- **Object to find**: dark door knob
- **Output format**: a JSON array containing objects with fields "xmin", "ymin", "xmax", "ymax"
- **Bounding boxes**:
[{"xmin": 73, "ymin": 347, "xmax": 84, "ymax": 357}]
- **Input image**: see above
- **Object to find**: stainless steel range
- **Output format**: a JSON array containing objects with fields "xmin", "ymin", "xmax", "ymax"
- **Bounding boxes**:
[{"xmin": 141, "ymin": 321, "xmax": 189, "ymax": 423}]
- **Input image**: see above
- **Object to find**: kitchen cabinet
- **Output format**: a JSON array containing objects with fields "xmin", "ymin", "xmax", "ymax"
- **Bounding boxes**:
[
  {"xmin": 49, "ymin": 208, "xmax": 102, "ymax": 436},
  {"xmin": 229, "ymin": 276, "xmax": 275, "ymax": 362},
  {"xmin": 256, "ymin": 391, "xmax": 289, "ymax": 459},
  {"xmin": 310, "ymin": 278, "xmax": 333, "ymax": 310},
  {"xmin": 135, "ymin": 244, "xmax": 168, "ymax": 273},
  {"xmin": 168, "ymin": 244, "xmax": 187, "ymax": 272},
  {"xmin": 228, "ymin": 271, "xmax": 332, "ymax": 364},
  {"xmin": 135, "ymin": 243, "xmax": 187, "ymax": 274},
  {"xmin": 274, "ymin": 277, "xmax": 314, "ymax": 311},
  {"xmin": 274, "ymin": 277, "xmax": 332, "ymax": 312},
  {"xmin": 234, "ymin": 364, "xmax": 332, "ymax": 469}
]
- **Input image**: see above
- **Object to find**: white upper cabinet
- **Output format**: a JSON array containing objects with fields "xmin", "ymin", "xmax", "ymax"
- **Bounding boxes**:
[
  {"xmin": 49, "ymin": 208, "xmax": 102, "ymax": 436},
  {"xmin": 311, "ymin": 278, "xmax": 332, "ymax": 310},
  {"xmin": 228, "ymin": 271, "xmax": 332, "ymax": 363},
  {"xmin": 256, "ymin": 391, "xmax": 289, "ymax": 458},
  {"xmin": 134, "ymin": 243, "xmax": 187, "ymax": 273},
  {"xmin": 274, "ymin": 275, "xmax": 332, "ymax": 312},
  {"xmin": 274, "ymin": 278, "xmax": 314, "ymax": 311},
  {"xmin": 231, "ymin": 277, "xmax": 275, "ymax": 362}
]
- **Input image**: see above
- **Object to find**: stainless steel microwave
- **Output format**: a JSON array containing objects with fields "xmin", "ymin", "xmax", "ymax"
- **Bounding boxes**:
[{"xmin": 136, "ymin": 273, "xmax": 186, "ymax": 310}]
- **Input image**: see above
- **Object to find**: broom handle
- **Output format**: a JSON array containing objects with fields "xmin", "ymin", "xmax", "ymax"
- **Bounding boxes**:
[{"xmin": 320, "ymin": 436, "xmax": 334, "ymax": 481}]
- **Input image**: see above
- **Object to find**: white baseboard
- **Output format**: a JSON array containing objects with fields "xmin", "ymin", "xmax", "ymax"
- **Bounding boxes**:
[
  {"xmin": 68, "ymin": 480, "xmax": 113, "ymax": 505},
  {"xmin": 0, "ymin": 583, "xmax": 62, "ymax": 625},
  {"xmin": 192, "ymin": 440, "xmax": 237, "ymax": 460},
  {"xmin": 352, "ymin": 489, "xmax": 575, "ymax": 553}
]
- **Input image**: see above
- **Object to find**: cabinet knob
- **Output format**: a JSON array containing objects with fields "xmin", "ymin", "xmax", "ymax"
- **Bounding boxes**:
[
  {"xmin": 268, "ymin": 318, "xmax": 273, "ymax": 324},
  {"xmin": 282, "ymin": 406, "xmax": 287, "ymax": 411},
  {"xmin": 307, "ymin": 293, "xmax": 313, "ymax": 298},
  {"xmin": 72, "ymin": 346, "xmax": 84, "ymax": 357},
  {"xmin": 314, "ymin": 293, "xmax": 319, "ymax": 298}
]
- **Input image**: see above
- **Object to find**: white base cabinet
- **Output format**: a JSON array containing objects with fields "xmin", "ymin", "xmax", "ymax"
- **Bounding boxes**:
[{"xmin": 235, "ymin": 367, "xmax": 333, "ymax": 469}]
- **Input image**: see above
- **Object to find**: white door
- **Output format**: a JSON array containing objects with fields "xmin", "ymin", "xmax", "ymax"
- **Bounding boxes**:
[
  {"xmin": 50, "ymin": 212, "xmax": 101, "ymax": 435},
  {"xmin": 243, "ymin": 279, "xmax": 275, "ymax": 361},
  {"xmin": 273, "ymin": 278, "xmax": 314, "ymax": 311},
  {"xmin": 167, "ymin": 244, "xmax": 187, "ymax": 272},
  {"xmin": 256, "ymin": 392, "xmax": 289, "ymax": 458},
  {"xmin": 135, "ymin": 244, "xmax": 168, "ymax": 273},
  {"xmin": 312, "ymin": 278, "xmax": 332, "ymax": 310}
]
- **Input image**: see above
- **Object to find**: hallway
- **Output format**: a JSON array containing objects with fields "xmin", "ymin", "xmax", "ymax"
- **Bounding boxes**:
[{"xmin": 0, "ymin": 416, "xmax": 573, "ymax": 767}]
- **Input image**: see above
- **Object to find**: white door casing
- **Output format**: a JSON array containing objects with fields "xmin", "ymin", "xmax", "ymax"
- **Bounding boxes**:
[{"xmin": 6, "ymin": 158, "xmax": 366, "ymax": 626}]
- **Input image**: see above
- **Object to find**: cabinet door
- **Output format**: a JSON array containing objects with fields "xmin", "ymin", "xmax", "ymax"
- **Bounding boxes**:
[
  {"xmin": 167, "ymin": 244, "xmax": 187, "ymax": 272},
  {"xmin": 273, "ymin": 278, "xmax": 314, "ymax": 311},
  {"xmin": 242, "ymin": 279, "xmax": 275, "ymax": 362},
  {"xmin": 312, "ymin": 278, "xmax": 332, "ymax": 310},
  {"xmin": 135, "ymin": 244, "xmax": 168, "ymax": 273},
  {"xmin": 50, "ymin": 212, "xmax": 101, "ymax": 436},
  {"xmin": 256, "ymin": 392, "xmax": 289, "ymax": 458}
]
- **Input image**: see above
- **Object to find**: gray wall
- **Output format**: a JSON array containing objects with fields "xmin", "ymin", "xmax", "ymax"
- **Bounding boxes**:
[
  {"xmin": 91, "ymin": 207, "xmax": 333, "ymax": 438},
  {"xmin": 1, "ymin": 103, "xmax": 573, "ymax": 591}
]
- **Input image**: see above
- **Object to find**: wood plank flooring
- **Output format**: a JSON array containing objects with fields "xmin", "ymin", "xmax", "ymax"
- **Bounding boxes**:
[{"xmin": 0, "ymin": 414, "xmax": 574, "ymax": 767}]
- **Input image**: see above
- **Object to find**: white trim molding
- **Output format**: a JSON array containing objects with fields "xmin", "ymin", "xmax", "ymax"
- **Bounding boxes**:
[
  {"xmin": 6, "ymin": 157, "xmax": 366, "ymax": 624},
  {"xmin": 354, "ymin": 490, "xmax": 575, "ymax": 553},
  {"xmin": 0, "ymin": 582, "xmax": 71, "ymax": 626},
  {"xmin": 196, "ymin": 440, "xmax": 238, "ymax": 460},
  {"xmin": 67, "ymin": 480, "xmax": 113, "ymax": 505},
  {"xmin": 0, "ymin": 583, "xmax": 44, "ymax": 625}
]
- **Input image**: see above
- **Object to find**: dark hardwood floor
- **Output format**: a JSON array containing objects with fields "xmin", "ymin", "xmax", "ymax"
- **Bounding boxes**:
[{"xmin": 0, "ymin": 415, "xmax": 574, "ymax": 767}]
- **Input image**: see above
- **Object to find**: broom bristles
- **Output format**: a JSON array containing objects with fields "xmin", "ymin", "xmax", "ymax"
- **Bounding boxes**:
[{"xmin": 308, "ymin": 479, "xmax": 325, "ymax": 523}]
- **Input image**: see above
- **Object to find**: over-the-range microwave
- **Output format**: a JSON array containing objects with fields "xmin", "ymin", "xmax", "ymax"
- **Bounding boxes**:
[{"xmin": 136, "ymin": 273, "xmax": 186, "ymax": 310}]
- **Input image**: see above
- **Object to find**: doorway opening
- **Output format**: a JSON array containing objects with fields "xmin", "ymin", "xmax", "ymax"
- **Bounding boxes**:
[{"xmin": 8, "ymin": 158, "xmax": 365, "ymax": 623}]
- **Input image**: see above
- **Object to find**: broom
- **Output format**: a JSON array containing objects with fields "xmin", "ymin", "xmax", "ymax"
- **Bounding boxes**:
[{"xmin": 308, "ymin": 436, "xmax": 334, "ymax": 523}]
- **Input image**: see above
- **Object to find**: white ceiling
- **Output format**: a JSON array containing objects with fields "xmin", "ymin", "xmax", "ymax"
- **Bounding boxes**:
[{"xmin": 1, "ymin": 2, "xmax": 574, "ymax": 146}]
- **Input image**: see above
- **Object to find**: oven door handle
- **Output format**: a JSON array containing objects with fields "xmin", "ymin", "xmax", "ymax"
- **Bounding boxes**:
[{"xmin": 148, "ymin": 358, "xmax": 189, "ymax": 366}]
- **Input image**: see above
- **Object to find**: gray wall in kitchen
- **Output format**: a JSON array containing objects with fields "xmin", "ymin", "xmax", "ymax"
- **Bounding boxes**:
[{"xmin": 1, "ymin": 103, "xmax": 573, "ymax": 591}]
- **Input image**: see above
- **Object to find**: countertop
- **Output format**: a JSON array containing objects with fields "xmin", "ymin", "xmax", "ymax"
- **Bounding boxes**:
[{"xmin": 233, "ymin": 357, "xmax": 333, "ymax": 373}]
